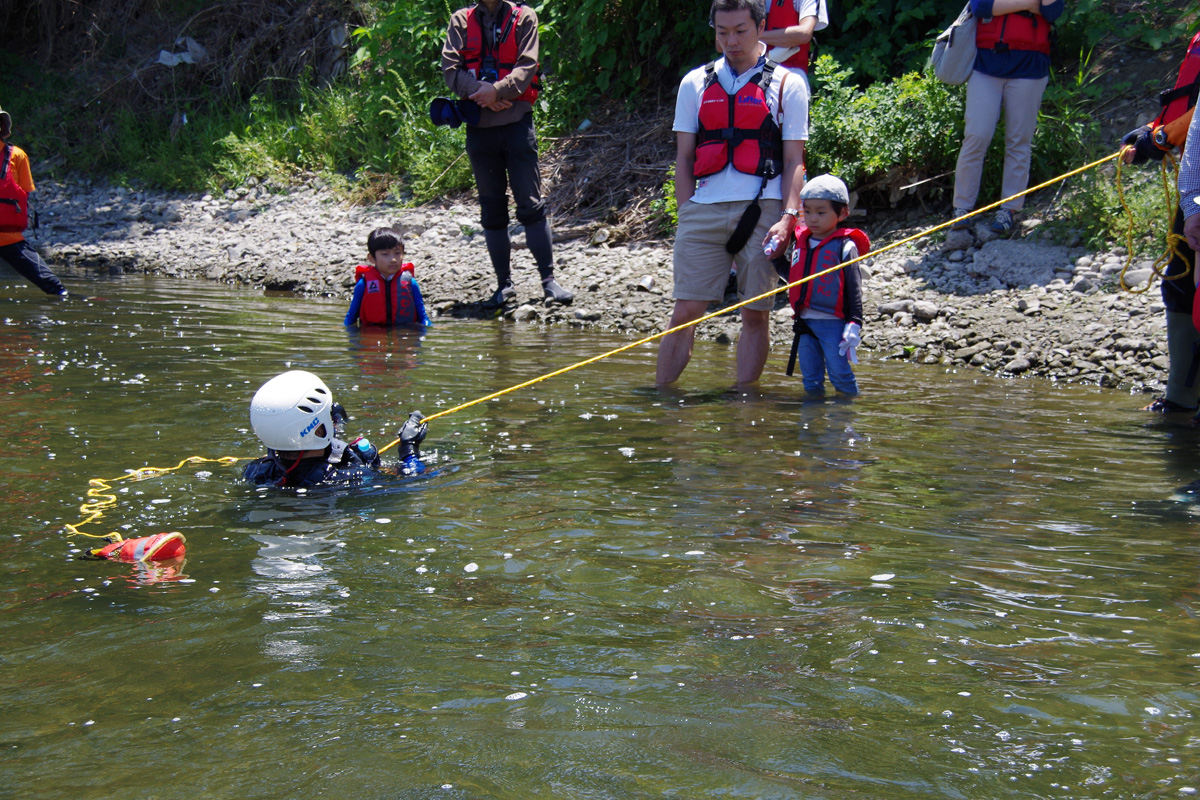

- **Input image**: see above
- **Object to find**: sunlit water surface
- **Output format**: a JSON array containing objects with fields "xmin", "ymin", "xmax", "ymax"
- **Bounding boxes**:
[{"xmin": 2, "ymin": 273, "xmax": 1198, "ymax": 800}]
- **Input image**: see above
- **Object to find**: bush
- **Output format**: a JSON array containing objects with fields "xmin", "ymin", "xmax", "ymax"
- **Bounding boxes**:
[{"xmin": 807, "ymin": 55, "xmax": 964, "ymax": 198}]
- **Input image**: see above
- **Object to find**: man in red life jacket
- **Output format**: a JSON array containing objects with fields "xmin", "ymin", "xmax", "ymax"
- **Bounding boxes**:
[
  {"xmin": 441, "ymin": 0, "xmax": 573, "ymax": 308},
  {"xmin": 0, "ymin": 105, "xmax": 67, "ymax": 296},
  {"xmin": 656, "ymin": 0, "xmax": 808, "ymax": 387},
  {"xmin": 760, "ymin": 0, "xmax": 828, "ymax": 86}
]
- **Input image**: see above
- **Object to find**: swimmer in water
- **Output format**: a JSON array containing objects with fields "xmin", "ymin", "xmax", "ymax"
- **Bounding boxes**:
[{"xmin": 242, "ymin": 370, "xmax": 427, "ymax": 487}]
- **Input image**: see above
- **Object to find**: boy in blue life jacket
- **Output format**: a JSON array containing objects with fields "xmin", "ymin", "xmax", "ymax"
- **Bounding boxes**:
[
  {"xmin": 242, "ymin": 370, "xmax": 427, "ymax": 488},
  {"xmin": 785, "ymin": 174, "xmax": 870, "ymax": 396},
  {"xmin": 344, "ymin": 227, "xmax": 432, "ymax": 328}
]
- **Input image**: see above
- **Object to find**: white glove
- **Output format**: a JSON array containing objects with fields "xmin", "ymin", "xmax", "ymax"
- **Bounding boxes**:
[{"xmin": 838, "ymin": 322, "xmax": 861, "ymax": 365}]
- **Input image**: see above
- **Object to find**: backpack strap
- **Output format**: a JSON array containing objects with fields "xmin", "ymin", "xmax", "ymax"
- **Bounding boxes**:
[{"xmin": 0, "ymin": 144, "xmax": 11, "ymax": 181}]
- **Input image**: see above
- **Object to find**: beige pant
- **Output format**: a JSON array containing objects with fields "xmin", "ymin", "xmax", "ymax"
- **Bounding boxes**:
[
  {"xmin": 953, "ymin": 70, "xmax": 1049, "ymax": 212},
  {"xmin": 672, "ymin": 197, "xmax": 781, "ymax": 311}
]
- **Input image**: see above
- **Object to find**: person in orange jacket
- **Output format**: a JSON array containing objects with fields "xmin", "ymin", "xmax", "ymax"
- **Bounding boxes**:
[{"xmin": 0, "ymin": 105, "xmax": 67, "ymax": 296}]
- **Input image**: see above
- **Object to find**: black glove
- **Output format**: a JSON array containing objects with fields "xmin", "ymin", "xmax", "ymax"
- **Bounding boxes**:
[
  {"xmin": 398, "ymin": 411, "xmax": 427, "ymax": 459},
  {"xmin": 1120, "ymin": 124, "xmax": 1166, "ymax": 165},
  {"xmin": 331, "ymin": 402, "xmax": 348, "ymax": 427}
]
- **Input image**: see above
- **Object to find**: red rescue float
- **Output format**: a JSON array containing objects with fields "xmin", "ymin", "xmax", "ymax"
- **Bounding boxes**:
[{"xmin": 89, "ymin": 532, "xmax": 186, "ymax": 562}]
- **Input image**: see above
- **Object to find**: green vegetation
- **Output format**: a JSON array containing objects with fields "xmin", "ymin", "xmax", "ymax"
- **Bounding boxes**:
[{"xmin": 0, "ymin": 0, "xmax": 1194, "ymax": 255}]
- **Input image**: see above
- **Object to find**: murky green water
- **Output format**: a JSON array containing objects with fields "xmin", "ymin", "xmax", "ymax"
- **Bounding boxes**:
[{"xmin": 2, "ymin": 272, "xmax": 1198, "ymax": 799}]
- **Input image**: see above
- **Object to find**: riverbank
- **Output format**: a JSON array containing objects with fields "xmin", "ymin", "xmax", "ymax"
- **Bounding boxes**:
[{"xmin": 26, "ymin": 175, "xmax": 1171, "ymax": 396}]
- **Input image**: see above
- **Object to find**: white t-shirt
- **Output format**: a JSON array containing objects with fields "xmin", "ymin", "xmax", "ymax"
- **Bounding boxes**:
[
  {"xmin": 673, "ymin": 50, "xmax": 810, "ymax": 204},
  {"xmin": 782, "ymin": 0, "xmax": 829, "ymax": 33}
]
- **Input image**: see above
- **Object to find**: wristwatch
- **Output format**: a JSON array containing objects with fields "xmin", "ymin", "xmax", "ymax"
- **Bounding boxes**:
[{"xmin": 782, "ymin": 208, "xmax": 801, "ymax": 218}]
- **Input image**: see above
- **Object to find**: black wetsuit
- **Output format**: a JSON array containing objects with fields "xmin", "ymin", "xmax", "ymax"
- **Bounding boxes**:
[{"xmin": 242, "ymin": 438, "xmax": 383, "ymax": 488}]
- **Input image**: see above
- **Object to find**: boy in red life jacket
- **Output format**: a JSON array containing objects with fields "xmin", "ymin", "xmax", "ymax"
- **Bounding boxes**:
[
  {"xmin": 785, "ymin": 174, "xmax": 868, "ymax": 396},
  {"xmin": 344, "ymin": 227, "xmax": 432, "ymax": 328},
  {"xmin": 0, "ymin": 105, "xmax": 67, "ymax": 296}
]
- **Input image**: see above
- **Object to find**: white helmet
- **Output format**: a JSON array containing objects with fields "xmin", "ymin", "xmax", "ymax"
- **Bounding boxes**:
[{"xmin": 249, "ymin": 370, "xmax": 335, "ymax": 452}]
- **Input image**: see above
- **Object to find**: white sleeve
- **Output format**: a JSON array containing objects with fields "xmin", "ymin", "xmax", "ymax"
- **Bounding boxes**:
[
  {"xmin": 842, "ymin": 240, "xmax": 859, "ymax": 261},
  {"xmin": 673, "ymin": 69, "xmax": 703, "ymax": 134},
  {"xmin": 776, "ymin": 68, "xmax": 810, "ymax": 141},
  {"xmin": 795, "ymin": 0, "xmax": 830, "ymax": 32}
]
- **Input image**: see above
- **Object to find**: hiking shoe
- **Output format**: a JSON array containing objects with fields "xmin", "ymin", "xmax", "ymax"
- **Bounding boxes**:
[
  {"xmin": 949, "ymin": 208, "xmax": 973, "ymax": 231},
  {"xmin": 989, "ymin": 209, "xmax": 1016, "ymax": 234},
  {"xmin": 488, "ymin": 283, "xmax": 516, "ymax": 307},
  {"xmin": 1143, "ymin": 396, "xmax": 1198, "ymax": 414},
  {"xmin": 542, "ymin": 277, "xmax": 574, "ymax": 304}
]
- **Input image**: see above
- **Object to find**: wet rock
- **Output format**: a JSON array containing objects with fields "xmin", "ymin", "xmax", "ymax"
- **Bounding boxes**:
[{"xmin": 513, "ymin": 304, "xmax": 539, "ymax": 322}]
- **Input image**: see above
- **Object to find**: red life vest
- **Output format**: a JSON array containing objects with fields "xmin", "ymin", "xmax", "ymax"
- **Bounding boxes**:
[
  {"xmin": 461, "ymin": 0, "xmax": 539, "ymax": 106},
  {"xmin": 788, "ymin": 226, "xmax": 871, "ymax": 319},
  {"xmin": 90, "ymin": 532, "xmax": 186, "ymax": 563},
  {"xmin": 694, "ymin": 60, "xmax": 785, "ymax": 179},
  {"xmin": 354, "ymin": 264, "xmax": 418, "ymax": 326},
  {"xmin": 1150, "ymin": 31, "xmax": 1200, "ymax": 153},
  {"xmin": 975, "ymin": 11, "xmax": 1051, "ymax": 56},
  {"xmin": 0, "ymin": 144, "xmax": 30, "ymax": 234},
  {"xmin": 765, "ymin": 0, "xmax": 813, "ymax": 73}
]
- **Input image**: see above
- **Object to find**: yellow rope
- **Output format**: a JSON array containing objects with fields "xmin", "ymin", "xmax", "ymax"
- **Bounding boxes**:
[
  {"xmin": 378, "ymin": 149, "xmax": 1125, "ymax": 453},
  {"xmin": 1117, "ymin": 147, "xmax": 1189, "ymax": 293},
  {"xmin": 65, "ymin": 456, "xmax": 246, "ymax": 540}
]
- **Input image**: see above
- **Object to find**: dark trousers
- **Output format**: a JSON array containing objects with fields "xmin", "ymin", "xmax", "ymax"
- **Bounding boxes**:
[
  {"xmin": 0, "ymin": 239, "xmax": 65, "ymax": 295},
  {"xmin": 465, "ymin": 113, "xmax": 546, "ymax": 231}
]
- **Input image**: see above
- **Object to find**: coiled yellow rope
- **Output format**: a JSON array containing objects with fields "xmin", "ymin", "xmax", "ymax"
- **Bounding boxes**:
[
  {"xmin": 65, "ymin": 456, "xmax": 245, "ymax": 540},
  {"xmin": 1115, "ymin": 147, "xmax": 1191, "ymax": 293}
]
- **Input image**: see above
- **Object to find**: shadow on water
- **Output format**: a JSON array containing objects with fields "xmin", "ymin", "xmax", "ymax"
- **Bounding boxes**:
[{"xmin": 1, "ymin": 274, "xmax": 1199, "ymax": 799}]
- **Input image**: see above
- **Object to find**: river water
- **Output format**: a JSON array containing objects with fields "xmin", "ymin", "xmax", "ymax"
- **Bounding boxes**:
[{"xmin": 2, "ymin": 273, "xmax": 1198, "ymax": 799}]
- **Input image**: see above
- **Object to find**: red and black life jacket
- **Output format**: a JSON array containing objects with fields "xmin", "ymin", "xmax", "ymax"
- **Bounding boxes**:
[
  {"xmin": 976, "ymin": 10, "xmax": 1051, "ymax": 56},
  {"xmin": 1150, "ymin": 31, "xmax": 1200, "ymax": 153},
  {"xmin": 355, "ymin": 264, "xmax": 418, "ymax": 326},
  {"xmin": 788, "ymin": 226, "xmax": 871, "ymax": 319},
  {"xmin": 765, "ymin": 0, "xmax": 813, "ymax": 73},
  {"xmin": 0, "ymin": 144, "xmax": 29, "ymax": 234},
  {"xmin": 694, "ymin": 60, "xmax": 785, "ymax": 179},
  {"xmin": 461, "ymin": 0, "xmax": 539, "ymax": 105}
]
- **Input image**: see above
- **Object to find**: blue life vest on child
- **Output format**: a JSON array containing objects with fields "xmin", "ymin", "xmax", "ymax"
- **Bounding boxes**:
[
  {"xmin": 0, "ymin": 144, "xmax": 29, "ymax": 234},
  {"xmin": 788, "ymin": 226, "xmax": 871, "ymax": 320},
  {"xmin": 355, "ymin": 264, "xmax": 418, "ymax": 326}
]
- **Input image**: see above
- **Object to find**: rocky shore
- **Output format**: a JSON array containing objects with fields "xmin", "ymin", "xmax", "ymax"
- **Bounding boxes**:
[{"xmin": 24, "ymin": 176, "xmax": 1171, "ymax": 395}]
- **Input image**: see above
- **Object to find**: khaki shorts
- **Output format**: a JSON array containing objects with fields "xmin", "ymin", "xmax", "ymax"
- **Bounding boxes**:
[{"xmin": 672, "ymin": 197, "xmax": 781, "ymax": 312}]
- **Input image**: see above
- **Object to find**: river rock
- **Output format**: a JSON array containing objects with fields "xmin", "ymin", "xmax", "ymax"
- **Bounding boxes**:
[{"xmin": 971, "ymin": 240, "xmax": 1070, "ymax": 288}]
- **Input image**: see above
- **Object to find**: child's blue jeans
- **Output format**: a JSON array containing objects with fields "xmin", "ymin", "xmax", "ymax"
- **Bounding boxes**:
[{"xmin": 796, "ymin": 318, "xmax": 858, "ymax": 395}]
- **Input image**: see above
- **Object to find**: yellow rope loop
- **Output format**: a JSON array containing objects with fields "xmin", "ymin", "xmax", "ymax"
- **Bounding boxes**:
[
  {"xmin": 1118, "ymin": 145, "xmax": 1189, "ymax": 294},
  {"xmin": 65, "ymin": 455, "xmax": 250, "ymax": 538},
  {"xmin": 376, "ymin": 151, "xmax": 1124, "ymax": 454}
]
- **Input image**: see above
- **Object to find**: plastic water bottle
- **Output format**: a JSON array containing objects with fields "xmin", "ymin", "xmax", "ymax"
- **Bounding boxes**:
[{"xmin": 763, "ymin": 235, "xmax": 782, "ymax": 256}]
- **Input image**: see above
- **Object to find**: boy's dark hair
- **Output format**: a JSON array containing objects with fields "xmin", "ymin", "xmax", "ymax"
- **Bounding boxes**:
[
  {"xmin": 710, "ymin": 0, "xmax": 765, "ymax": 26},
  {"xmin": 830, "ymin": 201, "xmax": 849, "ymax": 217},
  {"xmin": 367, "ymin": 227, "xmax": 403, "ymax": 256}
]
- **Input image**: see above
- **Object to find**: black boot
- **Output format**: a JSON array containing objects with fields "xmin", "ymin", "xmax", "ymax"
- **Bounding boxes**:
[
  {"xmin": 488, "ymin": 281, "xmax": 516, "ymax": 307},
  {"xmin": 542, "ymin": 276, "xmax": 573, "ymax": 304}
]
